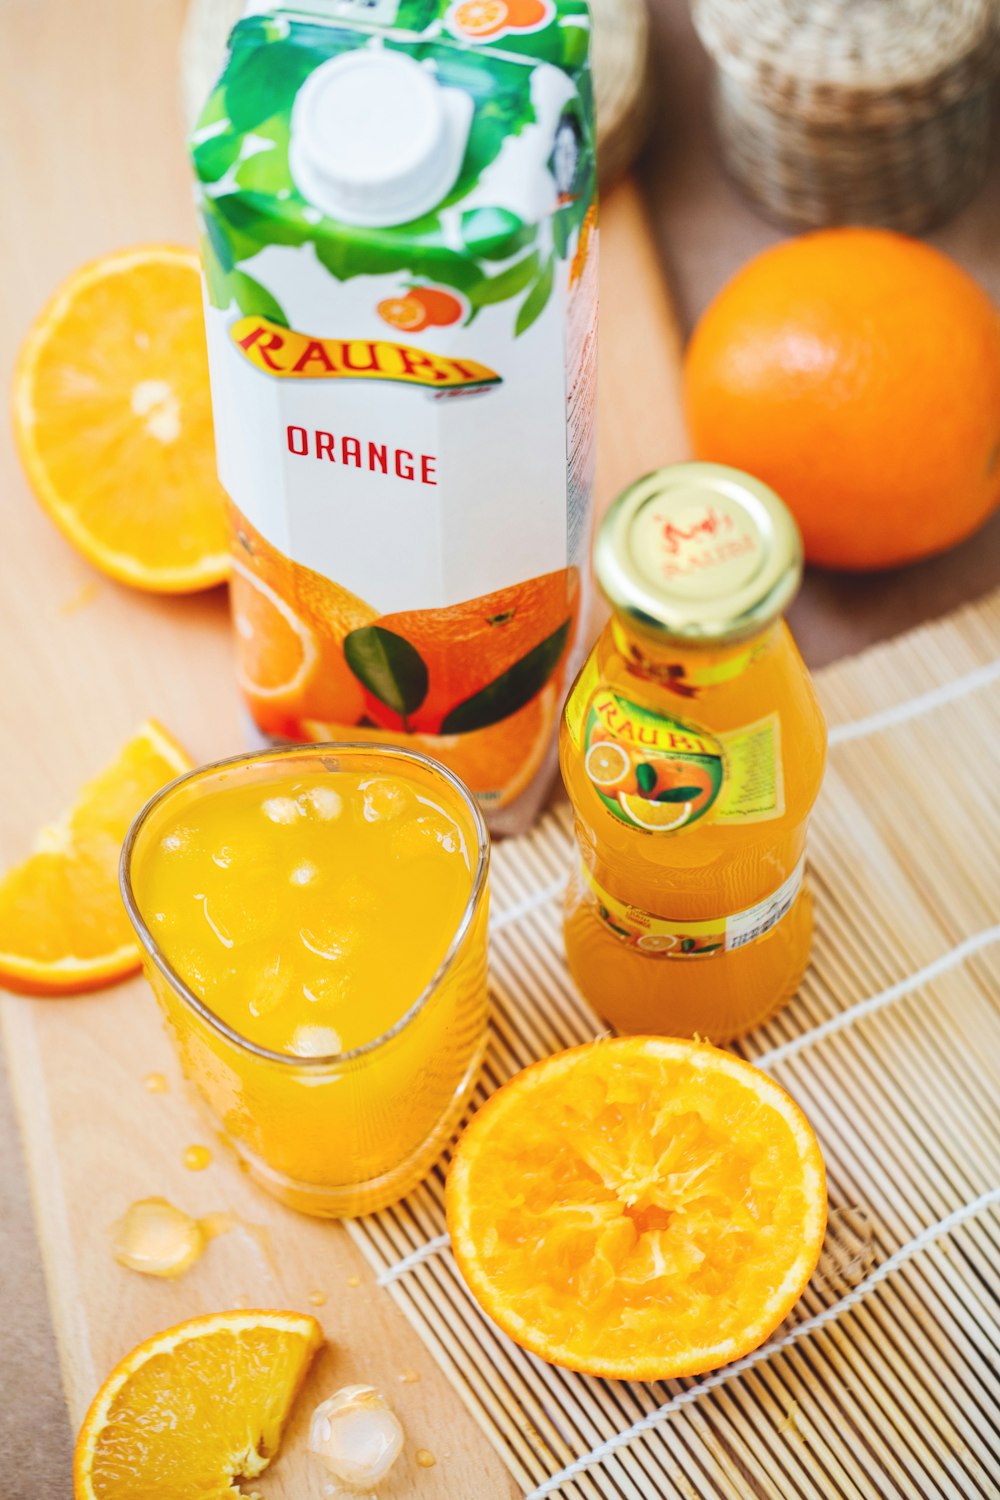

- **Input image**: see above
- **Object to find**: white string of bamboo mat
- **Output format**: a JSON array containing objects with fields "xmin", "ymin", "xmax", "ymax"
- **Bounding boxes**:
[
  {"xmin": 375, "ymin": 917, "xmax": 1000, "ymax": 1286},
  {"xmin": 825, "ymin": 654, "xmax": 1000, "ymax": 745},
  {"xmin": 520, "ymin": 1187, "xmax": 1000, "ymax": 1500}
]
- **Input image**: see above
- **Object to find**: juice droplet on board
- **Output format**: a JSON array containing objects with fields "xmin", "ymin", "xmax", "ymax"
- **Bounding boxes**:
[
  {"xmin": 415, "ymin": 1448, "xmax": 436, "ymax": 1468},
  {"xmin": 183, "ymin": 1144, "xmax": 212, "ymax": 1171},
  {"xmin": 111, "ymin": 1198, "xmax": 205, "ymax": 1278},
  {"xmin": 347, "ymin": 1274, "xmax": 361, "ymax": 1288},
  {"xmin": 309, "ymin": 1289, "xmax": 328, "ymax": 1306},
  {"xmin": 398, "ymin": 1368, "xmax": 420, "ymax": 1384},
  {"xmin": 308, "ymin": 1385, "xmax": 404, "ymax": 1488},
  {"xmin": 143, "ymin": 1071, "xmax": 169, "ymax": 1093}
]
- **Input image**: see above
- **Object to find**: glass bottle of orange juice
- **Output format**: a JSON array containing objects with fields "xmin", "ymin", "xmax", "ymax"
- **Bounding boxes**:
[{"xmin": 560, "ymin": 463, "xmax": 826, "ymax": 1042}]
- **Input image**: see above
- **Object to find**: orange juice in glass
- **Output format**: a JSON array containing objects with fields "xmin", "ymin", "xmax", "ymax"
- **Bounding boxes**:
[
  {"xmin": 560, "ymin": 463, "xmax": 826, "ymax": 1042},
  {"xmin": 122, "ymin": 744, "xmax": 489, "ymax": 1216}
]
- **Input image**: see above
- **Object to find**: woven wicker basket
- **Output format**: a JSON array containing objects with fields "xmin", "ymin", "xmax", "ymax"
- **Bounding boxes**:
[
  {"xmin": 691, "ymin": 0, "xmax": 1000, "ymax": 233},
  {"xmin": 181, "ymin": 0, "xmax": 651, "ymax": 187}
]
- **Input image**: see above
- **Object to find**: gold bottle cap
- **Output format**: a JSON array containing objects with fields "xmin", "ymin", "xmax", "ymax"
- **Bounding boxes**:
[{"xmin": 594, "ymin": 462, "xmax": 803, "ymax": 645}]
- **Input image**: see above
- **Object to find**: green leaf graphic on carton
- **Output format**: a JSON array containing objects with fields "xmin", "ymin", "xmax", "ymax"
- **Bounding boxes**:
[
  {"xmin": 316, "ymin": 226, "xmax": 485, "ymax": 294},
  {"xmin": 225, "ymin": 39, "xmax": 340, "ymax": 132},
  {"xmin": 440, "ymin": 618, "xmax": 570, "ymax": 734},
  {"xmin": 200, "ymin": 238, "xmax": 289, "ymax": 325},
  {"xmin": 515, "ymin": 255, "xmax": 555, "ymax": 336},
  {"xmin": 192, "ymin": 128, "xmax": 242, "ymax": 185},
  {"xmin": 462, "ymin": 207, "xmax": 533, "ymax": 261},
  {"xmin": 344, "ymin": 626, "xmax": 429, "ymax": 723},
  {"xmin": 192, "ymin": 7, "xmax": 597, "ymax": 328}
]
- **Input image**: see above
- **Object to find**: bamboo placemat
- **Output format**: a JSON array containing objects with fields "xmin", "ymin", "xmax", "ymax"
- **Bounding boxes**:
[{"xmin": 346, "ymin": 590, "xmax": 1000, "ymax": 1499}]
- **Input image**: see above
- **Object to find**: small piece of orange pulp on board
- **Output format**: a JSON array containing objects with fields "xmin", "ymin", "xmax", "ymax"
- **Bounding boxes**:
[
  {"xmin": 0, "ymin": 720, "xmax": 191, "ymax": 993},
  {"xmin": 447, "ymin": 1036, "xmax": 827, "ymax": 1381},
  {"xmin": 73, "ymin": 1309, "xmax": 322, "ymax": 1499}
]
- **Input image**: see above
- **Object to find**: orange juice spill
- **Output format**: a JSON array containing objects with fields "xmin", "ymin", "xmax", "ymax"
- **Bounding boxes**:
[
  {"xmin": 561, "ymin": 465, "xmax": 826, "ymax": 1042},
  {"xmin": 415, "ymin": 1449, "xmax": 437, "ymax": 1468},
  {"xmin": 183, "ymin": 1144, "xmax": 212, "ymax": 1171},
  {"xmin": 308, "ymin": 1290, "xmax": 328, "ymax": 1307},
  {"xmin": 398, "ymin": 1368, "xmax": 420, "ymax": 1384},
  {"xmin": 142, "ymin": 1071, "xmax": 169, "ymax": 1093},
  {"xmin": 127, "ymin": 752, "xmax": 489, "ymax": 1216}
]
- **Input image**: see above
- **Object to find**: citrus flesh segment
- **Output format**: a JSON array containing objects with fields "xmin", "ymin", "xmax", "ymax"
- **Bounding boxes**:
[
  {"xmin": 73, "ymin": 1309, "xmax": 323, "ymax": 1500},
  {"xmin": 13, "ymin": 246, "xmax": 229, "ymax": 592},
  {"xmin": 447, "ymin": 1037, "xmax": 827, "ymax": 1380},
  {"xmin": 0, "ymin": 720, "xmax": 192, "ymax": 993}
]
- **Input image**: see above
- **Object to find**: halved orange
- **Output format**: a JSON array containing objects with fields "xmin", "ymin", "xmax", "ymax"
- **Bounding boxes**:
[
  {"xmin": 0, "ymin": 720, "xmax": 192, "ymax": 994},
  {"xmin": 13, "ymin": 246, "xmax": 229, "ymax": 592},
  {"xmin": 447, "ymin": 1037, "xmax": 827, "ymax": 1380},
  {"xmin": 230, "ymin": 555, "xmax": 319, "ymax": 702},
  {"xmin": 74, "ymin": 1309, "xmax": 323, "ymax": 1500}
]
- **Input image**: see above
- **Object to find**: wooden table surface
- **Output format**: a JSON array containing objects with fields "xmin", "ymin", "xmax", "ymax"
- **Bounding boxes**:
[{"xmin": 2, "ymin": 2, "xmax": 999, "ymax": 1495}]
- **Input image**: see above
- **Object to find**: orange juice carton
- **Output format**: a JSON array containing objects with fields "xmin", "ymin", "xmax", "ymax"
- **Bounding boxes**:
[{"xmin": 191, "ymin": 0, "xmax": 598, "ymax": 833}]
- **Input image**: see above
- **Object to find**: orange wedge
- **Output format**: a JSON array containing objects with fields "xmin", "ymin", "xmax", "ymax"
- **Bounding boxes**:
[
  {"xmin": 74, "ymin": 1309, "xmax": 323, "ymax": 1500},
  {"xmin": 0, "ymin": 719, "xmax": 192, "ymax": 994},
  {"xmin": 230, "ymin": 555, "xmax": 319, "ymax": 702},
  {"xmin": 447, "ymin": 1036, "xmax": 827, "ymax": 1380},
  {"xmin": 13, "ymin": 246, "xmax": 228, "ymax": 592}
]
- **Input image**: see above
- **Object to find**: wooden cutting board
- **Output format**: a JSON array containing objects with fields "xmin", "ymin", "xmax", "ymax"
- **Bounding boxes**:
[{"xmin": 0, "ymin": 2, "xmax": 687, "ymax": 1492}]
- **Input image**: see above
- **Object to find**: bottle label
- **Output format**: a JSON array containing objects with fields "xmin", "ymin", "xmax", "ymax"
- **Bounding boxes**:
[
  {"xmin": 566, "ymin": 663, "xmax": 785, "ymax": 833},
  {"xmin": 580, "ymin": 857, "xmax": 805, "ymax": 957}
]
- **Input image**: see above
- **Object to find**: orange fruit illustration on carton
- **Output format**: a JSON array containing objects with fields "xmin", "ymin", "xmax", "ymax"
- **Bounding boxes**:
[
  {"xmin": 347, "ymin": 567, "xmax": 579, "ymax": 734},
  {"xmin": 312, "ymin": 681, "xmax": 559, "ymax": 809},
  {"xmin": 450, "ymin": 0, "xmax": 551, "ymax": 39},
  {"xmin": 229, "ymin": 507, "xmax": 377, "ymax": 735},
  {"xmin": 451, "ymin": 0, "xmax": 510, "ymax": 36},
  {"xmin": 378, "ymin": 287, "xmax": 465, "ymax": 333}
]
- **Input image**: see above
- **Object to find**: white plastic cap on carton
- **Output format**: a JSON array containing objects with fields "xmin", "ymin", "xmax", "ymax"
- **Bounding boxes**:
[{"xmin": 289, "ymin": 49, "xmax": 474, "ymax": 227}]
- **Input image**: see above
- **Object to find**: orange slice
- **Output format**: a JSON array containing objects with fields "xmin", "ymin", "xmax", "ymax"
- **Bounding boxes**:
[
  {"xmin": 585, "ymin": 740, "xmax": 631, "ymax": 789},
  {"xmin": 452, "ymin": 0, "xmax": 509, "ymax": 36},
  {"xmin": 376, "ymin": 294, "xmax": 428, "ymax": 332},
  {"xmin": 13, "ymin": 246, "xmax": 229, "ymax": 592},
  {"xmin": 618, "ymin": 790, "xmax": 691, "ymax": 831},
  {"xmin": 230, "ymin": 555, "xmax": 319, "ymax": 701},
  {"xmin": 0, "ymin": 719, "xmax": 192, "ymax": 994},
  {"xmin": 74, "ymin": 1309, "xmax": 323, "ymax": 1500},
  {"xmin": 447, "ymin": 1037, "xmax": 827, "ymax": 1380}
]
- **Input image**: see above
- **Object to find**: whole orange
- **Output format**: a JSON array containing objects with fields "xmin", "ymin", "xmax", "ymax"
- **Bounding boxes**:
[{"xmin": 684, "ymin": 229, "xmax": 1000, "ymax": 570}]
